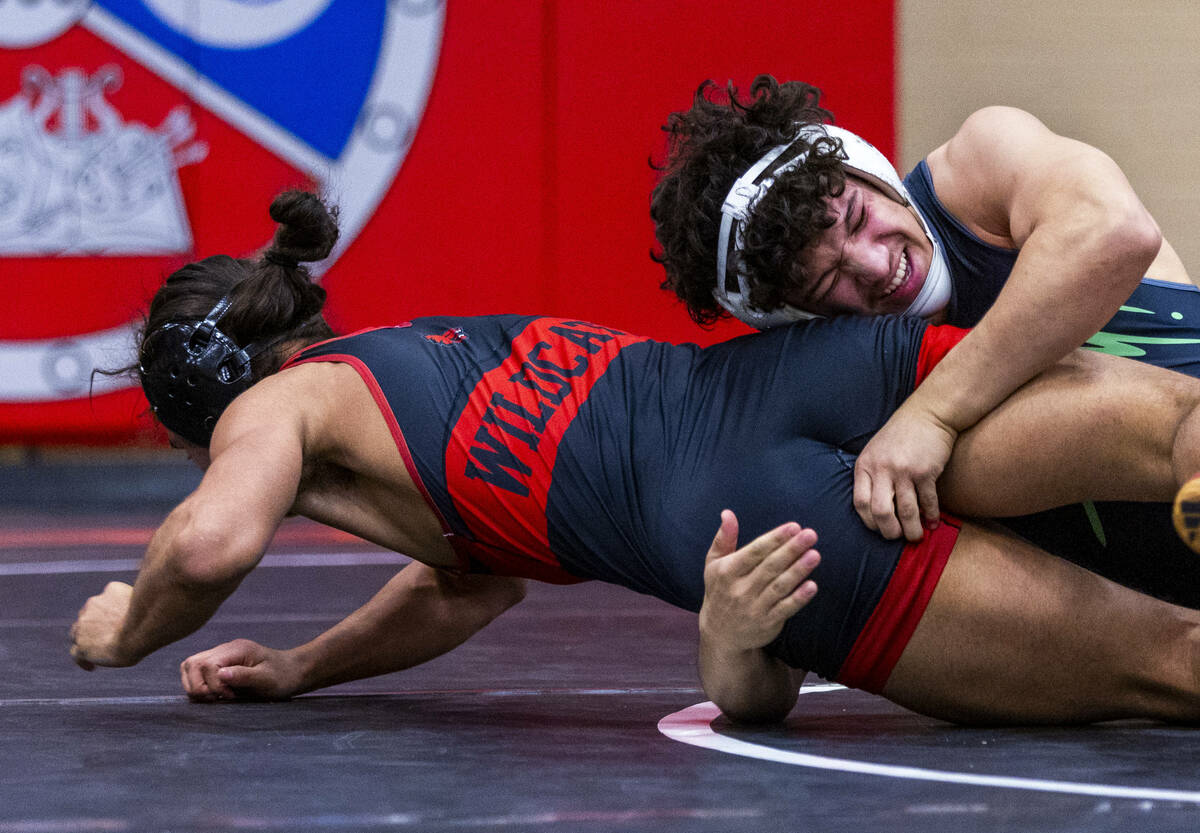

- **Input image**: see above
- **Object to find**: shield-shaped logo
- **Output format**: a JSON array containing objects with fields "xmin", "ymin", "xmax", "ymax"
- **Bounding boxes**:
[{"xmin": 0, "ymin": 0, "xmax": 442, "ymax": 423}]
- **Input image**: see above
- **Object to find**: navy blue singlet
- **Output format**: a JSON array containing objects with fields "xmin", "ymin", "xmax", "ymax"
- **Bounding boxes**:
[
  {"xmin": 905, "ymin": 160, "xmax": 1200, "ymax": 607},
  {"xmin": 287, "ymin": 314, "xmax": 963, "ymax": 686}
]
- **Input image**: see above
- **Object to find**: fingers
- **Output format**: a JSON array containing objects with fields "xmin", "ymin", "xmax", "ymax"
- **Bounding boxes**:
[
  {"xmin": 916, "ymin": 478, "xmax": 940, "ymax": 532},
  {"xmin": 69, "ymin": 644, "xmax": 95, "ymax": 672},
  {"xmin": 855, "ymin": 466, "xmax": 937, "ymax": 542},
  {"xmin": 853, "ymin": 469, "xmax": 877, "ymax": 532},
  {"xmin": 708, "ymin": 520, "xmax": 820, "ymax": 610},
  {"xmin": 217, "ymin": 665, "xmax": 274, "ymax": 698},
  {"xmin": 756, "ymin": 549, "xmax": 820, "ymax": 618},
  {"xmin": 769, "ymin": 575, "xmax": 818, "ymax": 622},
  {"xmin": 857, "ymin": 466, "xmax": 904, "ymax": 540},
  {"xmin": 893, "ymin": 481, "xmax": 923, "ymax": 542},
  {"xmin": 181, "ymin": 653, "xmax": 228, "ymax": 702},
  {"xmin": 699, "ymin": 527, "xmax": 821, "ymax": 653},
  {"xmin": 705, "ymin": 509, "xmax": 740, "ymax": 566},
  {"xmin": 711, "ymin": 519, "xmax": 811, "ymax": 580},
  {"xmin": 200, "ymin": 660, "xmax": 236, "ymax": 701},
  {"xmin": 746, "ymin": 529, "xmax": 819, "ymax": 596},
  {"xmin": 180, "ymin": 639, "xmax": 261, "ymax": 702}
]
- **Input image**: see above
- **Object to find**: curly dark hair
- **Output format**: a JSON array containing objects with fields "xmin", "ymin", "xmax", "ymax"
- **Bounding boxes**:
[{"xmin": 650, "ymin": 75, "xmax": 848, "ymax": 326}]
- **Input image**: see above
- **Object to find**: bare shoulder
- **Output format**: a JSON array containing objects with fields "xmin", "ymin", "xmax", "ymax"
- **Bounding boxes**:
[
  {"xmin": 239, "ymin": 360, "xmax": 403, "ymax": 486},
  {"xmin": 221, "ymin": 362, "xmax": 372, "ymax": 445},
  {"xmin": 924, "ymin": 107, "xmax": 1062, "ymax": 245},
  {"xmin": 931, "ymin": 107, "xmax": 1053, "ymax": 169}
]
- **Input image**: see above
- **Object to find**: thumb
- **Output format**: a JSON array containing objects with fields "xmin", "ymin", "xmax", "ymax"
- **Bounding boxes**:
[{"xmin": 706, "ymin": 509, "xmax": 739, "ymax": 565}]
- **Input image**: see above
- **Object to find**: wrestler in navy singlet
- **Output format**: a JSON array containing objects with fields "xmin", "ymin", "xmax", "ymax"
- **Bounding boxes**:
[
  {"xmin": 287, "ymin": 314, "xmax": 956, "ymax": 685},
  {"xmin": 906, "ymin": 160, "xmax": 1200, "ymax": 373},
  {"xmin": 905, "ymin": 160, "xmax": 1200, "ymax": 607}
]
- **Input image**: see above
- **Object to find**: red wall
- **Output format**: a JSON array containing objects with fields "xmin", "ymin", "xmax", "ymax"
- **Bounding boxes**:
[{"xmin": 1, "ymin": 1, "xmax": 895, "ymax": 444}]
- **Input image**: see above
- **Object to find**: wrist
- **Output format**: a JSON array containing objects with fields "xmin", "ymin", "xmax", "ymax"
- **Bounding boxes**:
[
  {"xmin": 898, "ymin": 385, "xmax": 972, "ymax": 436},
  {"xmin": 111, "ymin": 626, "xmax": 150, "ymax": 667},
  {"xmin": 283, "ymin": 645, "xmax": 322, "ymax": 695},
  {"xmin": 698, "ymin": 622, "xmax": 762, "ymax": 661}
]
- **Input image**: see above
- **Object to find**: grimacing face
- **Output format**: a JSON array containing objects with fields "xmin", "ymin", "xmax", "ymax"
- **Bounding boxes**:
[{"xmin": 786, "ymin": 175, "xmax": 934, "ymax": 318}]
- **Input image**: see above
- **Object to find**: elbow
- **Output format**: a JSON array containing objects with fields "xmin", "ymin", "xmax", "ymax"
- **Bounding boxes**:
[
  {"xmin": 1124, "ymin": 207, "xmax": 1162, "ymax": 274},
  {"xmin": 713, "ymin": 693, "xmax": 795, "ymax": 726},
  {"xmin": 704, "ymin": 673, "xmax": 799, "ymax": 725},
  {"xmin": 165, "ymin": 511, "xmax": 261, "ymax": 590},
  {"xmin": 1099, "ymin": 203, "xmax": 1161, "ymax": 285}
]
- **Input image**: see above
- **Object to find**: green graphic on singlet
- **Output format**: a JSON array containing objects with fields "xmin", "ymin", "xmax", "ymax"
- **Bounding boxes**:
[
  {"xmin": 1085, "ymin": 331, "xmax": 1200, "ymax": 358},
  {"xmin": 1082, "ymin": 500, "xmax": 1106, "ymax": 546},
  {"xmin": 1085, "ymin": 304, "xmax": 1200, "ymax": 358}
]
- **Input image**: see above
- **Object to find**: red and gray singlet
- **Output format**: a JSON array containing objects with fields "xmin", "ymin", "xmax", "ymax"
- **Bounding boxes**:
[{"xmin": 285, "ymin": 314, "xmax": 967, "ymax": 690}]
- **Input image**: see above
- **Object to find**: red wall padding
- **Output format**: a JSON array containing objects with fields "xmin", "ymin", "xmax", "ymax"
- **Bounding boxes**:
[{"xmin": 0, "ymin": 1, "xmax": 895, "ymax": 444}]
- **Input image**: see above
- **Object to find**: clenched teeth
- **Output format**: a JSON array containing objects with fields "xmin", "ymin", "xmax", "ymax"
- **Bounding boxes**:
[{"xmin": 882, "ymin": 250, "xmax": 908, "ymax": 297}]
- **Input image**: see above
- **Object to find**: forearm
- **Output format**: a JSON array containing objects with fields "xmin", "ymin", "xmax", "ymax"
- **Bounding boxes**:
[
  {"xmin": 698, "ymin": 631, "xmax": 798, "ymax": 724},
  {"xmin": 115, "ymin": 511, "xmax": 253, "ymax": 663},
  {"xmin": 912, "ymin": 218, "xmax": 1159, "ymax": 433},
  {"xmin": 288, "ymin": 565, "xmax": 524, "ymax": 694}
]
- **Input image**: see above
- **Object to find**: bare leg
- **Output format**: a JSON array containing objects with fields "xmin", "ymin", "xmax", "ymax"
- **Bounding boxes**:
[
  {"xmin": 940, "ymin": 348, "xmax": 1200, "ymax": 516},
  {"xmin": 883, "ymin": 522, "xmax": 1200, "ymax": 725}
]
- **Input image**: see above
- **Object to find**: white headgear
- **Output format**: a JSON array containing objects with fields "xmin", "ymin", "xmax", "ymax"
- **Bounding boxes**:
[{"xmin": 713, "ymin": 123, "xmax": 951, "ymax": 328}]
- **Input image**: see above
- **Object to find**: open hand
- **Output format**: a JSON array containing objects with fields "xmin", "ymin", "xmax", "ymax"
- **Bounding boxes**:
[{"xmin": 698, "ymin": 510, "xmax": 820, "ymax": 652}]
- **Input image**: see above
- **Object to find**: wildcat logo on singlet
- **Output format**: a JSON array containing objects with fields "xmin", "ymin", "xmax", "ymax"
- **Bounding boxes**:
[
  {"xmin": 425, "ymin": 327, "xmax": 468, "ymax": 345},
  {"xmin": 444, "ymin": 319, "xmax": 648, "ymax": 563}
]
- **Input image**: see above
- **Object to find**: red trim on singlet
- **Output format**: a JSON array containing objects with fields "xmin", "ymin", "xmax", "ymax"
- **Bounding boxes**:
[
  {"xmin": 832, "ymin": 322, "xmax": 970, "ymax": 689},
  {"xmin": 915, "ymin": 324, "xmax": 970, "ymax": 386},
  {"xmin": 282, "ymin": 348, "xmax": 464, "ymax": 571},
  {"xmin": 281, "ymin": 325, "xmax": 413, "ymax": 370},
  {"xmin": 834, "ymin": 514, "xmax": 962, "ymax": 693},
  {"xmin": 443, "ymin": 319, "xmax": 650, "ymax": 578}
]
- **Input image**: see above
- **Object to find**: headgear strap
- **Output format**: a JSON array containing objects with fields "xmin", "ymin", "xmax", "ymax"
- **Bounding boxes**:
[
  {"xmin": 713, "ymin": 123, "xmax": 951, "ymax": 329},
  {"xmin": 138, "ymin": 294, "xmax": 274, "ymax": 447}
]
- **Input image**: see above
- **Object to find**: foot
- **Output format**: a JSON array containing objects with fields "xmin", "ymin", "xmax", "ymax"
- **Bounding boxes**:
[{"xmin": 1172, "ymin": 475, "xmax": 1200, "ymax": 554}]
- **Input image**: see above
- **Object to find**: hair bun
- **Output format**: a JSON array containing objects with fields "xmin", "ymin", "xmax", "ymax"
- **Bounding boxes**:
[{"xmin": 267, "ymin": 190, "xmax": 340, "ymax": 265}]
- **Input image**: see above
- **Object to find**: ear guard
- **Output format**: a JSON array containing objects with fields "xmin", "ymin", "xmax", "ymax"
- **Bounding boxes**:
[
  {"xmin": 138, "ymin": 296, "xmax": 270, "ymax": 447},
  {"xmin": 714, "ymin": 123, "xmax": 951, "ymax": 328}
]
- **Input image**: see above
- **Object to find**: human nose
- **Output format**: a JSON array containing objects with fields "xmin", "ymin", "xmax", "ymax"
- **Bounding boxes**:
[{"xmin": 843, "ymin": 237, "xmax": 891, "ymax": 283}]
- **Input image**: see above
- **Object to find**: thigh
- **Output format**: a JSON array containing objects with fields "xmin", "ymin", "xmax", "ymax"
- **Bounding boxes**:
[
  {"xmin": 940, "ymin": 349, "xmax": 1200, "ymax": 516},
  {"xmin": 882, "ymin": 522, "xmax": 1200, "ymax": 725}
]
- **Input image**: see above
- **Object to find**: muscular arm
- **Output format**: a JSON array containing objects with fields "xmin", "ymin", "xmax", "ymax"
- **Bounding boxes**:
[
  {"xmin": 181, "ymin": 562, "xmax": 527, "ymax": 700},
  {"xmin": 856, "ymin": 107, "xmax": 1162, "ymax": 540},
  {"xmin": 70, "ymin": 386, "xmax": 305, "ymax": 668},
  {"xmin": 921, "ymin": 106, "xmax": 1161, "ymax": 427}
]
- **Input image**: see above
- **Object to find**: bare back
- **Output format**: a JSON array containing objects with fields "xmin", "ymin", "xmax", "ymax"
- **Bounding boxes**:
[{"xmin": 252, "ymin": 361, "xmax": 458, "ymax": 567}]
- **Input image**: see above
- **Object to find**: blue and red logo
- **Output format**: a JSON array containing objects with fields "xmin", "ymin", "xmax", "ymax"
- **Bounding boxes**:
[{"xmin": 0, "ymin": 1, "xmax": 442, "ymax": 433}]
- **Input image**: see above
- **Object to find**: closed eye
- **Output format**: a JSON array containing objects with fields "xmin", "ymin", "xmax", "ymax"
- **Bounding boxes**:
[{"xmin": 801, "ymin": 262, "xmax": 841, "ymax": 309}]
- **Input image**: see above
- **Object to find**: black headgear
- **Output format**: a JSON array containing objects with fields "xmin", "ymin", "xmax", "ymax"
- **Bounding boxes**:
[{"xmin": 138, "ymin": 295, "xmax": 271, "ymax": 448}]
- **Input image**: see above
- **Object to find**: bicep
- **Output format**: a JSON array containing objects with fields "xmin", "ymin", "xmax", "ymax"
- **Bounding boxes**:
[
  {"xmin": 185, "ymin": 395, "xmax": 307, "ymax": 558},
  {"xmin": 937, "ymin": 107, "xmax": 1144, "ymax": 248}
]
